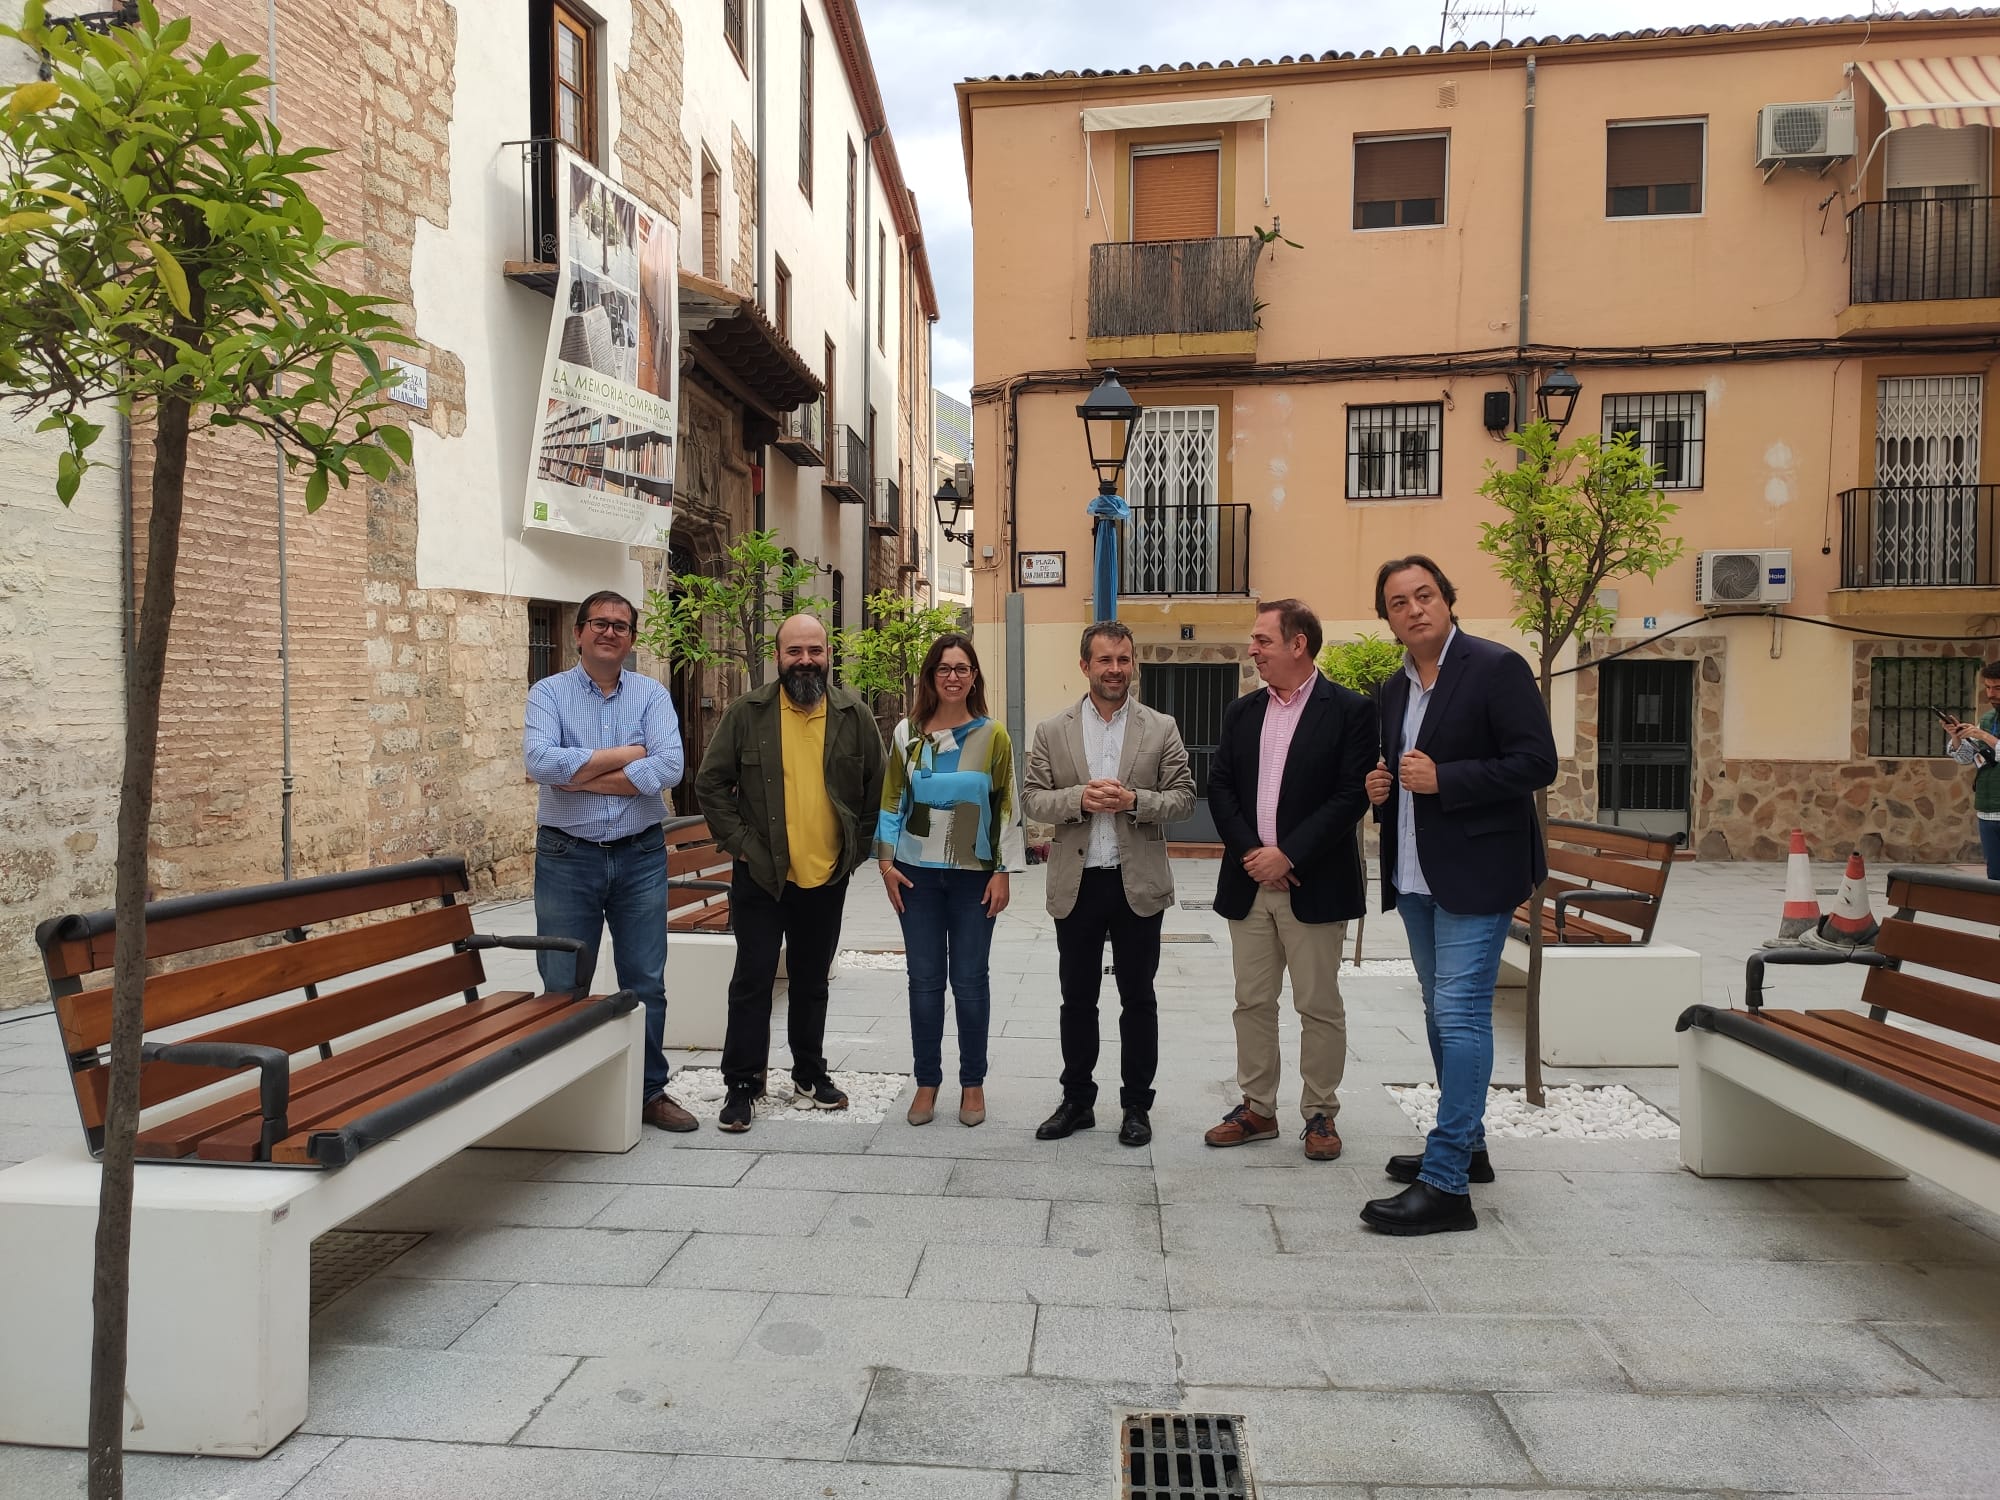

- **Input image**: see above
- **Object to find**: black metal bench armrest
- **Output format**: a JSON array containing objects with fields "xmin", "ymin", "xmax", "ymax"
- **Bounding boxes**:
[
  {"xmin": 1745, "ymin": 947, "xmax": 1898, "ymax": 1009},
  {"xmin": 460, "ymin": 934, "xmax": 585, "ymax": 956},
  {"xmin": 139, "ymin": 1041, "xmax": 291, "ymax": 1158},
  {"xmin": 666, "ymin": 879, "xmax": 732, "ymax": 895},
  {"xmin": 1550, "ymin": 889, "xmax": 1651, "ymax": 942}
]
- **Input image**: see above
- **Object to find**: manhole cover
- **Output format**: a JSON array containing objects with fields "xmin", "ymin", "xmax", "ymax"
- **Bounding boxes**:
[
  {"xmin": 1123, "ymin": 1410, "xmax": 1252, "ymax": 1499},
  {"xmin": 310, "ymin": 1230, "xmax": 425, "ymax": 1313}
]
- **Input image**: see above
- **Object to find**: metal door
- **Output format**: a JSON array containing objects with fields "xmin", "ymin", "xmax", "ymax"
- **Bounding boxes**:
[
  {"xmin": 1597, "ymin": 660, "xmax": 1693, "ymax": 843},
  {"xmin": 1875, "ymin": 375, "xmax": 1983, "ymax": 586},
  {"xmin": 1139, "ymin": 663, "xmax": 1237, "ymax": 843}
]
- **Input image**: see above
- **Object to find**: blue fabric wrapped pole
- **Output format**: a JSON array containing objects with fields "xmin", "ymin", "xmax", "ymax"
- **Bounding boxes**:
[{"xmin": 1088, "ymin": 490, "xmax": 1130, "ymax": 624}]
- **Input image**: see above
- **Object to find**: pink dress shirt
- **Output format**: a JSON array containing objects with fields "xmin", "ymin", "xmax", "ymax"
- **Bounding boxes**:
[{"xmin": 1255, "ymin": 676, "xmax": 1313, "ymax": 849}]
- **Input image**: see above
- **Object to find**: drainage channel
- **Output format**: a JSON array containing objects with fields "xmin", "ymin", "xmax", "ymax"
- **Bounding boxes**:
[
  {"xmin": 309, "ymin": 1229, "xmax": 427, "ymax": 1314},
  {"xmin": 1122, "ymin": 1410, "xmax": 1252, "ymax": 1500}
]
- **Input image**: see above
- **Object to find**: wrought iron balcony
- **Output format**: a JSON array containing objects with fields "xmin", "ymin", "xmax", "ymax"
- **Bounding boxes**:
[
  {"xmin": 501, "ymin": 137, "xmax": 561, "ymax": 294},
  {"xmin": 870, "ymin": 478, "xmax": 899, "ymax": 534},
  {"xmin": 774, "ymin": 395, "xmax": 824, "ymax": 464},
  {"xmin": 1088, "ymin": 236, "xmax": 1262, "ymax": 340},
  {"xmin": 1847, "ymin": 197, "xmax": 2000, "ymax": 304},
  {"xmin": 1838, "ymin": 484, "xmax": 1999, "ymax": 588},
  {"xmin": 824, "ymin": 424, "xmax": 868, "ymax": 502},
  {"xmin": 1119, "ymin": 503, "xmax": 1251, "ymax": 597}
]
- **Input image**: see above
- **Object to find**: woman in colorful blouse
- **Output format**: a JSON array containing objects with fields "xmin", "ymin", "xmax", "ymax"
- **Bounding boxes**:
[{"xmin": 875, "ymin": 632, "xmax": 1025, "ymax": 1127}]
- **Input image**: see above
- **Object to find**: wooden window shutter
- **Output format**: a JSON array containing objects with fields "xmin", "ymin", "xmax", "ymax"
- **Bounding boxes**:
[
  {"xmin": 1354, "ymin": 137, "xmax": 1446, "ymax": 204},
  {"xmin": 1131, "ymin": 149, "xmax": 1219, "ymax": 242},
  {"xmin": 1607, "ymin": 123, "xmax": 1703, "ymax": 196}
]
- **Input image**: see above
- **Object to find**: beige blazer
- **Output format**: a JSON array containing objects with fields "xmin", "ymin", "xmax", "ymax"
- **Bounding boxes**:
[{"xmin": 1023, "ymin": 697, "xmax": 1196, "ymax": 919}]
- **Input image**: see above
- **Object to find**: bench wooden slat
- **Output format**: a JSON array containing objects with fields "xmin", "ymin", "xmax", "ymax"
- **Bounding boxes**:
[
  {"xmin": 57, "ymin": 904, "xmax": 474, "ymax": 1055},
  {"xmin": 1860, "ymin": 968, "xmax": 2000, "ymax": 1050},
  {"xmin": 1873, "ymin": 919, "xmax": 2000, "ymax": 989},
  {"xmin": 1545, "ymin": 819, "xmax": 1679, "ymax": 862},
  {"xmin": 135, "ymin": 989, "xmax": 538, "ymax": 1160},
  {"xmin": 1544, "ymin": 846, "xmax": 1670, "ymax": 899},
  {"xmin": 1804, "ymin": 1008, "xmax": 2000, "ymax": 1090},
  {"xmin": 1887, "ymin": 872, "xmax": 2000, "ymax": 927},
  {"xmin": 72, "ymin": 951, "xmax": 488, "ymax": 1128},
  {"xmin": 1758, "ymin": 1010, "xmax": 2000, "ymax": 1123},
  {"xmin": 266, "ymin": 997, "xmax": 598, "ymax": 1165}
]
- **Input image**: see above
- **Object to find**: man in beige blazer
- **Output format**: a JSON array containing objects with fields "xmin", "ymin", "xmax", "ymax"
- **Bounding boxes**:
[{"xmin": 1023, "ymin": 621, "xmax": 1196, "ymax": 1147}]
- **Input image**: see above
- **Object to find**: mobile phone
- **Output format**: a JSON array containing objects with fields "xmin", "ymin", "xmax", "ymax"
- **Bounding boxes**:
[{"xmin": 1931, "ymin": 705, "xmax": 1959, "ymax": 725}]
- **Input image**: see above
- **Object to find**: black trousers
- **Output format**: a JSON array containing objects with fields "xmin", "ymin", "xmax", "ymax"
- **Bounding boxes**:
[
  {"xmin": 1054, "ymin": 866, "xmax": 1164, "ymax": 1110},
  {"xmin": 719, "ymin": 865, "xmax": 849, "ymax": 1091}
]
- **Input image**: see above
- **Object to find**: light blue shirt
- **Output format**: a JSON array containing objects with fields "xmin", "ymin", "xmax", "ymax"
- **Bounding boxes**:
[
  {"xmin": 524, "ymin": 664, "xmax": 684, "ymax": 841},
  {"xmin": 1394, "ymin": 627, "xmax": 1459, "ymax": 898}
]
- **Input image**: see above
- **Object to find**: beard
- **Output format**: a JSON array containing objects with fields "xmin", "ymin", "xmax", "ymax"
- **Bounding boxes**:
[{"xmin": 780, "ymin": 661, "xmax": 828, "ymax": 708}]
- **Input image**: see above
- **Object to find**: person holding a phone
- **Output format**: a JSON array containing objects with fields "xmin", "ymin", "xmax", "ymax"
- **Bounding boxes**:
[{"xmin": 1942, "ymin": 661, "xmax": 2000, "ymax": 879}]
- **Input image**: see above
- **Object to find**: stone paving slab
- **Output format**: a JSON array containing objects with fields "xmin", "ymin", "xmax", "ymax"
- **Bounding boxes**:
[
  {"xmin": 298, "ymin": 1345, "xmax": 575, "ymax": 1443},
  {"xmin": 1029, "ymin": 1305, "xmax": 1180, "ymax": 1383},
  {"xmin": 660, "ymin": 1455, "xmax": 1015, "ymax": 1499},
  {"xmin": 1593, "ymin": 1317, "xmax": 1950, "ymax": 1397},
  {"xmin": 446, "ymin": 1283, "xmax": 770, "ymax": 1359},
  {"xmin": 811, "ymin": 1189, "xmax": 1052, "ymax": 1246},
  {"xmin": 281, "ymin": 1437, "xmax": 667, "ymax": 1499},
  {"xmin": 0, "ymin": 1435, "xmax": 344, "ymax": 1500},
  {"xmin": 910, "ymin": 1242, "xmax": 1171, "ymax": 1309},
  {"xmin": 1045, "ymin": 1199, "xmax": 1163, "ymax": 1251},
  {"xmin": 1871, "ymin": 1321, "xmax": 2000, "ymax": 1396},
  {"xmin": 587, "ymin": 1183, "xmax": 835, "ymax": 1234},
  {"xmin": 347, "ymin": 1177, "xmax": 625, "ymax": 1232},
  {"xmin": 310, "ymin": 1276, "xmax": 512, "ymax": 1351},
  {"xmin": 1166, "ymin": 1248, "xmax": 1430, "ymax": 1312},
  {"xmin": 651, "ymin": 1230, "xmax": 922, "ymax": 1298},
  {"xmin": 514, "ymin": 1357, "xmax": 874, "ymax": 1459},
  {"xmin": 535, "ymin": 1138, "xmax": 756, "ymax": 1185},
  {"xmin": 1818, "ymin": 1395, "xmax": 2000, "ymax": 1494},
  {"xmin": 738, "ymin": 1150, "xmax": 952, "ymax": 1196},
  {"xmin": 943, "ymin": 1157, "xmax": 1159, "ymax": 1203},
  {"xmin": 736, "ymin": 1292, "xmax": 1035, "ymax": 1376},
  {"xmin": 1409, "ymin": 1256, "xmax": 1710, "ymax": 1317},
  {"xmin": 383, "ymin": 1225, "xmax": 688, "ymax": 1286},
  {"xmin": 1306, "ymin": 1312, "xmax": 1633, "ymax": 1393},
  {"xmin": 846, "ymin": 1369, "xmax": 1177, "ymax": 1474},
  {"xmin": 1179, "ymin": 1387, "xmax": 1540, "ymax": 1486}
]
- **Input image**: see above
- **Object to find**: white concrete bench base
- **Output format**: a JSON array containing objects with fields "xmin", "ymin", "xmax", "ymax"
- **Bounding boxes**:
[
  {"xmin": 0, "ymin": 1007, "xmax": 641, "ymax": 1457},
  {"xmin": 662, "ymin": 932, "xmax": 796, "ymax": 1052},
  {"xmin": 1679, "ymin": 1026, "xmax": 2000, "ymax": 1213},
  {"xmin": 1499, "ymin": 938, "xmax": 1702, "ymax": 1067}
]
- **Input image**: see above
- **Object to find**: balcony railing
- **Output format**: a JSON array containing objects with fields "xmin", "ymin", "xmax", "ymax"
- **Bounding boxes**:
[
  {"xmin": 1848, "ymin": 197, "xmax": 2000, "ymax": 304},
  {"xmin": 499, "ymin": 137, "xmax": 561, "ymax": 293},
  {"xmin": 1119, "ymin": 503, "xmax": 1251, "ymax": 596},
  {"xmin": 1838, "ymin": 485, "xmax": 1999, "ymax": 588},
  {"xmin": 869, "ymin": 479, "xmax": 899, "ymax": 534},
  {"xmin": 824, "ymin": 424, "xmax": 868, "ymax": 501},
  {"xmin": 774, "ymin": 395, "xmax": 824, "ymax": 464},
  {"xmin": 1088, "ymin": 236, "xmax": 1262, "ymax": 339}
]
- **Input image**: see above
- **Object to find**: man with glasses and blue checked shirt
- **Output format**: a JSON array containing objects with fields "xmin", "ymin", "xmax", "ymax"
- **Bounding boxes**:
[{"xmin": 524, "ymin": 589, "xmax": 695, "ymax": 1132}]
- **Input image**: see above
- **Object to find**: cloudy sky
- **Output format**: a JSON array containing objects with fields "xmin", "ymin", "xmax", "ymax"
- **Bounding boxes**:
[{"xmin": 862, "ymin": 0, "xmax": 1883, "ymax": 404}]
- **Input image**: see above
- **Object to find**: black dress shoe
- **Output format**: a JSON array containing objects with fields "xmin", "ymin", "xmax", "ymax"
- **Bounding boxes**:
[
  {"xmin": 1118, "ymin": 1107, "xmax": 1151, "ymax": 1147},
  {"xmin": 1036, "ymin": 1098, "xmax": 1096, "ymax": 1140},
  {"xmin": 1360, "ymin": 1181, "xmax": 1478, "ymax": 1236},
  {"xmin": 1385, "ymin": 1148, "xmax": 1494, "ymax": 1185}
]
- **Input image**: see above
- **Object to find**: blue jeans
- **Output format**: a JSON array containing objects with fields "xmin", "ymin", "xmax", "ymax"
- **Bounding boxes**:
[
  {"xmin": 895, "ymin": 862, "xmax": 996, "ymax": 1088},
  {"xmin": 533, "ymin": 824, "xmax": 670, "ymax": 1103},
  {"xmin": 1981, "ymin": 818, "xmax": 2000, "ymax": 880},
  {"xmin": 1395, "ymin": 892, "xmax": 1513, "ymax": 1196}
]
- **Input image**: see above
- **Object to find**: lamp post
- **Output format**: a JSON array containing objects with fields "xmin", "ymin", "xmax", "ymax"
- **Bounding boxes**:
[
  {"xmin": 1077, "ymin": 368, "xmax": 1141, "ymax": 623},
  {"xmin": 1535, "ymin": 363, "xmax": 1582, "ymax": 436},
  {"xmin": 932, "ymin": 476, "xmax": 974, "ymax": 556}
]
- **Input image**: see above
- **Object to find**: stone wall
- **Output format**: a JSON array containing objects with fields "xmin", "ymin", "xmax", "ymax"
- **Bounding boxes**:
[
  {"xmin": 731, "ymin": 125, "xmax": 758, "ymax": 297},
  {"xmin": 615, "ymin": 2, "xmax": 692, "ymax": 219}
]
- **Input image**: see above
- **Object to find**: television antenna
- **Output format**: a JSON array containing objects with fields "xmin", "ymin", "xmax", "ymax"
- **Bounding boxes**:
[{"xmin": 1440, "ymin": 0, "xmax": 1537, "ymax": 48}]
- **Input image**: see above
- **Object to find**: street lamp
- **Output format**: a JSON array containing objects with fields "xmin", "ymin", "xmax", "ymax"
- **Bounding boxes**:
[
  {"xmin": 1076, "ymin": 368, "xmax": 1142, "ymax": 496},
  {"xmin": 1535, "ymin": 364, "xmax": 1583, "ymax": 435},
  {"xmin": 932, "ymin": 476, "xmax": 974, "ymax": 551}
]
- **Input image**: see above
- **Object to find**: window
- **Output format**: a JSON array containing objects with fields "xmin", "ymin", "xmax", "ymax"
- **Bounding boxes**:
[
  {"xmin": 831, "ymin": 569, "xmax": 845, "ymax": 673},
  {"xmin": 1606, "ymin": 120, "xmax": 1704, "ymax": 217},
  {"xmin": 798, "ymin": 11, "xmax": 814, "ymax": 200},
  {"xmin": 773, "ymin": 256, "xmax": 792, "ymax": 338},
  {"xmin": 1353, "ymin": 134, "xmax": 1446, "ymax": 229},
  {"xmin": 824, "ymin": 336, "xmax": 837, "ymax": 432},
  {"xmin": 722, "ymin": 0, "xmax": 746, "ymax": 67},
  {"xmin": 1602, "ymin": 392, "xmax": 1705, "ymax": 489},
  {"xmin": 844, "ymin": 139, "xmax": 857, "ymax": 290},
  {"xmin": 549, "ymin": 2, "xmax": 597, "ymax": 162},
  {"xmin": 699, "ymin": 151, "xmax": 721, "ymax": 280},
  {"xmin": 1347, "ymin": 403, "xmax": 1443, "ymax": 499},
  {"xmin": 1869, "ymin": 656, "xmax": 1980, "ymax": 756},
  {"xmin": 528, "ymin": 601, "xmax": 563, "ymax": 684},
  {"xmin": 877, "ymin": 225, "xmax": 887, "ymax": 351},
  {"xmin": 1130, "ymin": 145, "xmax": 1219, "ymax": 241}
]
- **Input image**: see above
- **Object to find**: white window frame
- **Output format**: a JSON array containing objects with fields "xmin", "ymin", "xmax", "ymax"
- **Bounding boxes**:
[
  {"xmin": 1602, "ymin": 392, "xmax": 1706, "ymax": 490},
  {"xmin": 1127, "ymin": 141, "xmax": 1222, "ymax": 241},
  {"xmin": 1605, "ymin": 116, "xmax": 1707, "ymax": 222},
  {"xmin": 1346, "ymin": 402, "xmax": 1443, "ymax": 500},
  {"xmin": 1351, "ymin": 131, "xmax": 1450, "ymax": 234}
]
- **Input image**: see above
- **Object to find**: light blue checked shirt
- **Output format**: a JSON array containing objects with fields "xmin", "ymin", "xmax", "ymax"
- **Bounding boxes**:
[{"xmin": 524, "ymin": 664, "xmax": 684, "ymax": 841}]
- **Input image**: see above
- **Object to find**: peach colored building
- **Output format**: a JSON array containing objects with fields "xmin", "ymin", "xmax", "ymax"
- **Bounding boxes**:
[{"xmin": 957, "ymin": 10, "xmax": 2000, "ymax": 861}]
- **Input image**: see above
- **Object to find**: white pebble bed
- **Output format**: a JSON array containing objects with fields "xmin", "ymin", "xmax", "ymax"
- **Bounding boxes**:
[
  {"xmin": 1387, "ymin": 1081, "xmax": 1680, "ymax": 1140},
  {"xmin": 1341, "ymin": 958, "xmax": 1418, "ymax": 976},
  {"xmin": 669, "ymin": 1067, "xmax": 905, "ymax": 1124},
  {"xmin": 835, "ymin": 949, "xmax": 906, "ymax": 970}
]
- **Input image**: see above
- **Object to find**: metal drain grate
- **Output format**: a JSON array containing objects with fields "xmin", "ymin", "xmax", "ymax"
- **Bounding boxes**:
[
  {"xmin": 1123, "ymin": 1410, "xmax": 1252, "ymax": 1500},
  {"xmin": 1179, "ymin": 899, "xmax": 1213, "ymax": 911},
  {"xmin": 309, "ymin": 1230, "xmax": 425, "ymax": 1314}
]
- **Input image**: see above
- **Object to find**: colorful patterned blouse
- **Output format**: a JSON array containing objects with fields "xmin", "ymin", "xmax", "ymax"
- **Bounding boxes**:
[{"xmin": 873, "ymin": 715, "xmax": 1026, "ymax": 873}]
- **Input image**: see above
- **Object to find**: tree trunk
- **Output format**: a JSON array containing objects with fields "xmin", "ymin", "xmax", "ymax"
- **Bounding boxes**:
[
  {"xmin": 87, "ymin": 392, "xmax": 191, "ymax": 1500},
  {"xmin": 1521, "ymin": 661, "xmax": 1555, "ymax": 1110}
]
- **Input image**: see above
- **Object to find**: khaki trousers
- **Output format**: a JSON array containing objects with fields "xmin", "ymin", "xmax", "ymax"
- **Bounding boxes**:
[{"xmin": 1227, "ymin": 886, "xmax": 1348, "ymax": 1121}]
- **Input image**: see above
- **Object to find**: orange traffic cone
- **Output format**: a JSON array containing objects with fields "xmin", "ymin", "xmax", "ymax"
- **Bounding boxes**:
[
  {"xmin": 1806, "ymin": 852, "xmax": 1880, "ymax": 950},
  {"xmin": 1763, "ymin": 829, "xmax": 1821, "ymax": 948}
]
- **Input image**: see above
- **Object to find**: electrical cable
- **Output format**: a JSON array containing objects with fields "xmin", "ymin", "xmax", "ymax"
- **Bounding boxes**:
[{"xmin": 1555, "ymin": 609, "xmax": 2000, "ymax": 679}]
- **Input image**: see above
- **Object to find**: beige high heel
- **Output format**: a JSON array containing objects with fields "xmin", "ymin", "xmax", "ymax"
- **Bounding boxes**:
[
  {"xmin": 907, "ymin": 1086, "xmax": 938, "ymax": 1126},
  {"xmin": 958, "ymin": 1085, "xmax": 986, "ymax": 1127}
]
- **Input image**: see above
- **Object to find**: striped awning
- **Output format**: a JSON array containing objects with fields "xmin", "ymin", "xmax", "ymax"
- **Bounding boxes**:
[{"xmin": 1856, "ymin": 55, "xmax": 2000, "ymax": 128}]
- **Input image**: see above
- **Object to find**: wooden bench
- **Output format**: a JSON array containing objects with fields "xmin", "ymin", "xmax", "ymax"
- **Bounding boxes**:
[
  {"xmin": 0, "ymin": 857, "xmax": 644, "ymax": 1456},
  {"xmin": 1498, "ymin": 819, "xmax": 1701, "ymax": 1066},
  {"xmin": 1676, "ymin": 866, "xmax": 2000, "ymax": 1212},
  {"xmin": 660, "ymin": 814, "xmax": 803, "ymax": 1050},
  {"xmin": 666, "ymin": 813, "xmax": 733, "ymax": 934}
]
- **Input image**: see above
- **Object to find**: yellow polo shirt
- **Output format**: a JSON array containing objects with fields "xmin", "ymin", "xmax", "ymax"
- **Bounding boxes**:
[{"xmin": 780, "ymin": 694, "xmax": 840, "ymax": 888}]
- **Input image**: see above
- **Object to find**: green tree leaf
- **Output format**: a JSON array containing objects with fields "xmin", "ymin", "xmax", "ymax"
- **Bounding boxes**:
[
  {"xmin": 143, "ymin": 238, "xmax": 190, "ymax": 315},
  {"xmin": 6, "ymin": 80, "xmax": 61, "ymax": 118}
]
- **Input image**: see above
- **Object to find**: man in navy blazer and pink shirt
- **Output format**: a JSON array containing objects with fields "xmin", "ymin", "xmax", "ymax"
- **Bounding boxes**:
[{"xmin": 1363, "ymin": 555, "xmax": 1557, "ymax": 1236}]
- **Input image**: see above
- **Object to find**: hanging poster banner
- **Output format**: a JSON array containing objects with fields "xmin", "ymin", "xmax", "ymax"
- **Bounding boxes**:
[{"xmin": 524, "ymin": 147, "xmax": 678, "ymax": 546}]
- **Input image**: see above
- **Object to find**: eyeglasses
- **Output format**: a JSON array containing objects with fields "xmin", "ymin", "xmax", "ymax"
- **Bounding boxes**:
[
  {"xmin": 935, "ymin": 664, "xmax": 975, "ymax": 678},
  {"xmin": 584, "ymin": 618, "xmax": 634, "ymax": 636}
]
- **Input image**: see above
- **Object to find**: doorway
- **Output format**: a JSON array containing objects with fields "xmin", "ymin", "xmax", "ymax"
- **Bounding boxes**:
[
  {"xmin": 1139, "ymin": 662, "xmax": 1237, "ymax": 843},
  {"xmin": 1596, "ymin": 660, "xmax": 1694, "ymax": 844}
]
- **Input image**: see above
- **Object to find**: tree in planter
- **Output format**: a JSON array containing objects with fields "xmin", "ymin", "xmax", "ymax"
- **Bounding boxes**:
[
  {"xmin": 1475, "ymin": 419, "xmax": 1684, "ymax": 1105},
  {"xmin": 833, "ymin": 587, "xmax": 965, "ymax": 711},
  {"xmin": 1317, "ymin": 632, "xmax": 1407, "ymax": 963},
  {"xmin": 637, "ymin": 527, "xmax": 826, "ymax": 689},
  {"xmin": 0, "ymin": 6, "xmax": 412, "ymax": 1492}
]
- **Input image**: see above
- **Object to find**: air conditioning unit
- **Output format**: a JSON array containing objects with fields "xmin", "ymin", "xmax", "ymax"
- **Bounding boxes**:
[
  {"xmin": 953, "ymin": 460, "xmax": 974, "ymax": 497},
  {"xmin": 1756, "ymin": 99, "xmax": 1856, "ymax": 167},
  {"xmin": 1696, "ymin": 548, "xmax": 1793, "ymax": 606}
]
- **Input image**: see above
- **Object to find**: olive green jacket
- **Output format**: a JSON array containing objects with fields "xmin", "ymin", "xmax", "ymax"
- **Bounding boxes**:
[{"xmin": 693, "ymin": 680, "xmax": 887, "ymax": 899}]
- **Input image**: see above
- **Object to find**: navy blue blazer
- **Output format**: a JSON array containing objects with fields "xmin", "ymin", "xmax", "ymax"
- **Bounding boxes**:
[
  {"xmin": 1208, "ymin": 674, "xmax": 1377, "ymax": 925},
  {"xmin": 1372, "ymin": 630, "xmax": 1559, "ymax": 915}
]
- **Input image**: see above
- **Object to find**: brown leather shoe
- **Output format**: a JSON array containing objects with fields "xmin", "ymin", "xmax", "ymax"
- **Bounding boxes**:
[
  {"xmin": 1203, "ymin": 1102, "xmax": 1280, "ymax": 1148},
  {"xmin": 1301, "ymin": 1113, "xmax": 1343, "ymax": 1161},
  {"xmin": 642, "ymin": 1093, "xmax": 698, "ymax": 1132}
]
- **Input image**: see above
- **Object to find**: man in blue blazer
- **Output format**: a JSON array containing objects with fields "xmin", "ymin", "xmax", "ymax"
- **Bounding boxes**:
[{"xmin": 1362, "ymin": 555, "xmax": 1557, "ymax": 1235}]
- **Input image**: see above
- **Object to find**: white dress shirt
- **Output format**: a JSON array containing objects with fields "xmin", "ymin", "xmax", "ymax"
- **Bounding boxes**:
[
  {"xmin": 1394, "ymin": 626, "xmax": 1458, "ymax": 898},
  {"xmin": 1078, "ymin": 695, "xmax": 1130, "ymax": 869}
]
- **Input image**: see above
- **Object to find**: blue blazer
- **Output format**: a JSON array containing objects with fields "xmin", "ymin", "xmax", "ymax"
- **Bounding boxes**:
[{"xmin": 1372, "ymin": 630, "xmax": 1559, "ymax": 915}]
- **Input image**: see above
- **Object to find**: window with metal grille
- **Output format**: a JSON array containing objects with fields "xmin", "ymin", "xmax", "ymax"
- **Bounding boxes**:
[
  {"xmin": 1347, "ymin": 402, "xmax": 1442, "ymax": 499},
  {"xmin": 1607, "ymin": 120, "xmax": 1704, "ymax": 217},
  {"xmin": 1354, "ymin": 133, "xmax": 1446, "ymax": 229},
  {"xmin": 1869, "ymin": 656, "xmax": 1979, "ymax": 756},
  {"xmin": 722, "ymin": 0, "xmax": 746, "ymax": 66},
  {"xmin": 528, "ymin": 602, "xmax": 563, "ymax": 684},
  {"xmin": 1602, "ymin": 392, "xmax": 1705, "ymax": 489},
  {"xmin": 797, "ymin": 10, "xmax": 813, "ymax": 201}
]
